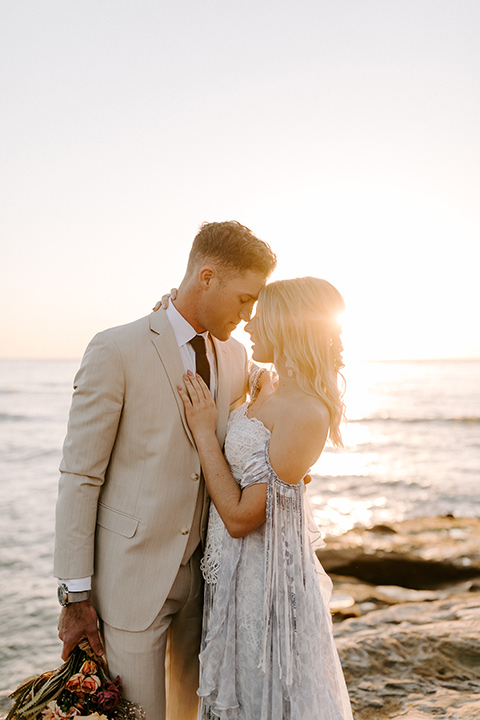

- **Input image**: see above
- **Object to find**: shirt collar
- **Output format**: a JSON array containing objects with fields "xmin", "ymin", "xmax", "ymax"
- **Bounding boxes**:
[{"xmin": 166, "ymin": 299, "xmax": 208, "ymax": 348}]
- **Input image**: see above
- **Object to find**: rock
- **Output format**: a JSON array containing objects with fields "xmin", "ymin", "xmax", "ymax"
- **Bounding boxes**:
[
  {"xmin": 324, "ymin": 518, "xmax": 480, "ymax": 717},
  {"xmin": 319, "ymin": 517, "xmax": 480, "ymax": 591},
  {"xmin": 368, "ymin": 524, "xmax": 397, "ymax": 534},
  {"xmin": 333, "ymin": 592, "xmax": 480, "ymax": 719},
  {"xmin": 329, "ymin": 575, "xmax": 477, "ymax": 621},
  {"xmin": 322, "ymin": 517, "xmax": 480, "ymax": 625}
]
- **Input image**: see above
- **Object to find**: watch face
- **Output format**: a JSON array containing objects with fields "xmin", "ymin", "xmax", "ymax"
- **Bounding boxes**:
[{"xmin": 58, "ymin": 584, "xmax": 68, "ymax": 606}]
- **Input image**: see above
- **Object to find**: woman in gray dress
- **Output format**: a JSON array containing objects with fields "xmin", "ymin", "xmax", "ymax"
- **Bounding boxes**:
[{"xmin": 179, "ymin": 277, "xmax": 353, "ymax": 720}]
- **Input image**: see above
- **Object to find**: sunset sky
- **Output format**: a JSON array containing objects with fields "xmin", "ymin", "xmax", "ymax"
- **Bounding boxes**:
[{"xmin": 1, "ymin": 0, "xmax": 479, "ymax": 361}]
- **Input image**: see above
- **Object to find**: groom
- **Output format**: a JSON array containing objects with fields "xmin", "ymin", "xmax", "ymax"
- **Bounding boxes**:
[{"xmin": 54, "ymin": 221, "xmax": 276, "ymax": 720}]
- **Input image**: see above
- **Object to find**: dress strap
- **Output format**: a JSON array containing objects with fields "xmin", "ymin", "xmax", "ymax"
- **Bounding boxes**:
[{"xmin": 261, "ymin": 467, "xmax": 305, "ymax": 687}]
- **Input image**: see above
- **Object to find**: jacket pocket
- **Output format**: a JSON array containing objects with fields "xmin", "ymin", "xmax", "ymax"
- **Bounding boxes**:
[{"xmin": 96, "ymin": 503, "xmax": 139, "ymax": 538}]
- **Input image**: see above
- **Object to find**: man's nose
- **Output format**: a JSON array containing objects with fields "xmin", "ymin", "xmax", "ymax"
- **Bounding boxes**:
[{"xmin": 239, "ymin": 304, "xmax": 253, "ymax": 322}]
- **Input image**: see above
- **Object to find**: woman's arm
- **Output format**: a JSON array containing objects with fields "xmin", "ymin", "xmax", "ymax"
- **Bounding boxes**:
[
  {"xmin": 178, "ymin": 373, "xmax": 328, "ymax": 536},
  {"xmin": 178, "ymin": 372, "xmax": 267, "ymax": 538}
]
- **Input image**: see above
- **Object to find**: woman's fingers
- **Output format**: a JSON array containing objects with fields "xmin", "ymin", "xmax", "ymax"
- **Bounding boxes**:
[
  {"xmin": 186, "ymin": 370, "xmax": 213, "ymax": 402},
  {"xmin": 177, "ymin": 385, "xmax": 190, "ymax": 407},
  {"xmin": 184, "ymin": 371, "xmax": 203, "ymax": 403},
  {"xmin": 178, "ymin": 375, "xmax": 198, "ymax": 403},
  {"xmin": 183, "ymin": 371, "xmax": 212, "ymax": 407},
  {"xmin": 193, "ymin": 373, "xmax": 211, "ymax": 400},
  {"xmin": 178, "ymin": 372, "xmax": 217, "ymax": 438},
  {"xmin": 178, "ymin": 371, "xmax": 212, "ymax": 412},
  {"xmin": 152, "ymin": 288, "xmax": 178, "ymax": 312}
]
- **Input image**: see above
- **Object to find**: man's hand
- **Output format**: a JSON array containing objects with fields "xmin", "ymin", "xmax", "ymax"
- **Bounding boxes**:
[{"xmin": 58, "ymin": 600, "xmax": 104, "ymax": 661}]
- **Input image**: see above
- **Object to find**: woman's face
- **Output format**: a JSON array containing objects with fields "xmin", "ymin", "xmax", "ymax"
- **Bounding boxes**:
[{"xmin": 245, "ymin": 315, "xmax": 274, "ymax": 363}]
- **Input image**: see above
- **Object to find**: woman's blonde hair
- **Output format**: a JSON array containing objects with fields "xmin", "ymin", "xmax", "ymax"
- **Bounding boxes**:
[{"xmin": 256, "ymin": 277, "xmax": 346, "ymax": 447}]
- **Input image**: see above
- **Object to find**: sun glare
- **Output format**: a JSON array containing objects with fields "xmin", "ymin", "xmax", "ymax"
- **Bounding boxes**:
[{"xmin": 248, "ymin": 178, "xmax": 479, "ymax": 362}]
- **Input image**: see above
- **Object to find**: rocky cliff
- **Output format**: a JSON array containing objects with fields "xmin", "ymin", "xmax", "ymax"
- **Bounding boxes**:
[{"xmin": 326, "ymin": 517, "xmax": 480, "ymax": 719}]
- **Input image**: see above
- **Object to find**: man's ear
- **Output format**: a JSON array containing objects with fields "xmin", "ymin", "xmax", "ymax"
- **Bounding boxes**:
[{"xmin": 198, "ymin": 264, "xmax": 216, "ymax": 289}]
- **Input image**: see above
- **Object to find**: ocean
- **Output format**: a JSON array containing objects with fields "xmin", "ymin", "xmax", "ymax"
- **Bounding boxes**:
[{"xmin": 1, "ymin": 358, "xmax": 479, "ymax": 696}]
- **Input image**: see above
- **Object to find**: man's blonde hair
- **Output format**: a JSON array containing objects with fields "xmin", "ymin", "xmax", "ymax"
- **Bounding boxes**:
[
  {"xmin": 187, "ymin": 221, "xmax": 276, "ymax": 279},
  {"xmin": 256, "ymin": 277, "xmax": 346, "ymax": 447}
]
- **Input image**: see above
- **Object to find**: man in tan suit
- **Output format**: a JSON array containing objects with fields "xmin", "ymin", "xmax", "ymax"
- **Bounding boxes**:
[{"xmin": 54, "ymin": 221, "xmax": 276, "ymax": 720}]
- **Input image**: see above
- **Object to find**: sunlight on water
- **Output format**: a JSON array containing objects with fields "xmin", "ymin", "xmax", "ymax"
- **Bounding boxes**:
[
  {"xmin": 341, "ymin": 360, "xmax": 384, "ymax": 420},
  {"xmin": 306, "ymin": 360, "xmax": 480, "ymax": 536},
  {"xmin": 309, "ymin": 493, "xmax": 389, "ymax": 536},
  {"xmin": 311, "ymin": 423, "xmax": 379, "ymax": 483},
  {"xmin": 313, "ymin": 447, "xmax": 378, "ymax": 478}
]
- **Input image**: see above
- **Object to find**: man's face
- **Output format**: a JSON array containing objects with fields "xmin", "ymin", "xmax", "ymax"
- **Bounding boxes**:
[{"xmin": 199, "ymin": 269, "xmax": 267, "ymax": 341}]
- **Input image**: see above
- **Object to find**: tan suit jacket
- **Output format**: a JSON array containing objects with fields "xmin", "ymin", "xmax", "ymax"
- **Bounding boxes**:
[{"xmin": 54, "ymin": 309, "xmax": 248, "ymax": 631}]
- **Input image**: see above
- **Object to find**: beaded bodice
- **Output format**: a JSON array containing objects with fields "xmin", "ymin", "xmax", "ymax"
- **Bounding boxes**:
[{"xmin": 224, "ymin": 404, "xmax": 271, "ymax": 482}]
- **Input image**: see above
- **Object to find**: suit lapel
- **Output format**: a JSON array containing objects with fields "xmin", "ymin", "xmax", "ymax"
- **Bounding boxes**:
[
  {"xmin": 213, "ymin": 337, "xmax": 231, "ymax": 447},
  {"xmin": 149, "ymin": 309, "xmax": 196, "ymax": 447}
]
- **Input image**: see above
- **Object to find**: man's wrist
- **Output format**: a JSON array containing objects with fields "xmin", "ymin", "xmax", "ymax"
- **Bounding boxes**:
[
  {"xmin": 57, "ymin": 582, "xmax": 91, "ymax": 607},
  {"xmin": 56, "ymin": 577, "xmax": 92, "ymax": 592}
]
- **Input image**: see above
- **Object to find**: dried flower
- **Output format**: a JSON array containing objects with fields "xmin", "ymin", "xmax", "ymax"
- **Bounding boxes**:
[
  {"xmin": 81, "ymin": 675, "xmax": 102, "ymax": 694},
  {"xmin": 93, "ymin": 677, "xmax": 122, "ymax": 711},
  {"xmin": 65, "ymin": 672, "xmax": 101, "ymax": 695},
  {"xmin": 7, "ymin": 642, "xmax": 145, "ymax": 720},
  {"xmin": 41, "ymin": 701, "xmax": 74, "ymax": 719},
  {"xmin": 65, "ymin": 673, "xmax": 85, "ymax": 693},
  {"xmin": 80, "ymin": 660, "xmax": 98, "ymax": 675}
]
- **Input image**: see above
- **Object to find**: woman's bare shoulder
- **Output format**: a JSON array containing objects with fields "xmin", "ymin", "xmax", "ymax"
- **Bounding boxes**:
[
  {"xmin": 276, "ymin": 392, "xmax": 329, "ymax": 428},
  {"xmin": 268, "ymin": 393, "xmax": 329, "ymax": 484}
]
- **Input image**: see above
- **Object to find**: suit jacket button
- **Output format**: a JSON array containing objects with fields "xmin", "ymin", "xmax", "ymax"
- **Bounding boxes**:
[
  {"xmin": 191, "ymin": 472, "xmax": 199, "ymax": 482},
  {"xmin": 180, "ymin": 527, "xmax": 189, "ymax": 535}
]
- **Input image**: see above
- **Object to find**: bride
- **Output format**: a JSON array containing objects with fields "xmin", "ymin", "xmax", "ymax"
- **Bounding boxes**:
[{"xmin": 178, "ymin": 277, "xmax": 353, "ymax": 720}]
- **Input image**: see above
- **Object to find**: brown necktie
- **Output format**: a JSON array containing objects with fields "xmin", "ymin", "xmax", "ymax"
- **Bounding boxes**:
[{"xmin": 189, "ymin": 335, "xmax": 211, "ymax": 389}]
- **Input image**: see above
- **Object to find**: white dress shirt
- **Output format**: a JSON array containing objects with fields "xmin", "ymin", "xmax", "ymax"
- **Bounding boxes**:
[{"xmin": 166, "ymin": 299, "xmax": 217, "ymax": 399}]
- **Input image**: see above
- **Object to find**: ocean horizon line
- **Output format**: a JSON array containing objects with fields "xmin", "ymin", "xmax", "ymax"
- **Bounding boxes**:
[{"xmin": 1, "ymin": 356, "xmax": 480, "ymax": 364}]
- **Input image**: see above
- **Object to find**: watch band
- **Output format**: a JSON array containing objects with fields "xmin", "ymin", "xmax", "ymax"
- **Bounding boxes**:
[
  {"xmin": 58, "ymin": 583, "xmax": 91, "ymax": 606},
  {"xmin": 67, "ymin": 590, "xmax": 91, "ymax": 603}
]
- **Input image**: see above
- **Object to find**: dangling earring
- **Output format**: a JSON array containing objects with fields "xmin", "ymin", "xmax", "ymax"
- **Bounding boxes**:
[{"xmin": 287, "ymin": 368, "xmax": 294, "ymax": 378}]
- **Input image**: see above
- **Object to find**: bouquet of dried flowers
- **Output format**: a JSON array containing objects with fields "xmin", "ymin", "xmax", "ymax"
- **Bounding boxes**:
[{"xmin": 7, "ymin": 640, "xmax": 145, "ymax": 720}]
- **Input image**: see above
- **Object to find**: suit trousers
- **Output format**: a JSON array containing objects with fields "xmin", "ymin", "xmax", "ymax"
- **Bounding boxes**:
[{"xmin": 101, "ymin": 545, "xmax": 204, "ymax": 720}]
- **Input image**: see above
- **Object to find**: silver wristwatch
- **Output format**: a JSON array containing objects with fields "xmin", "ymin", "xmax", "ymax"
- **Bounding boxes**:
[{"xmin": 57, "ymin": 582, "xmax": 91, "ymax": 607}]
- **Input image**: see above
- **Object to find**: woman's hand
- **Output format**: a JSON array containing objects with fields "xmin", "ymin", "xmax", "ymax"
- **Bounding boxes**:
[
  {"xmin": 178, "ymin": 371, "xmax": 217, "ymax": 441},
  {"xmin": 152, "ymin": 288, "xmax": 178, "ymax": 311},
  {"xmin": 258, "ymin": 368, "xmax": 277, "ymax": 391}
]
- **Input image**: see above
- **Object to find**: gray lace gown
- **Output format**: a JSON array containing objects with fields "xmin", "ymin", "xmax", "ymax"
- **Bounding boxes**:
[{"xmin": 197, "ymin": 400, "xmax": 353, "ymax": 720}]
